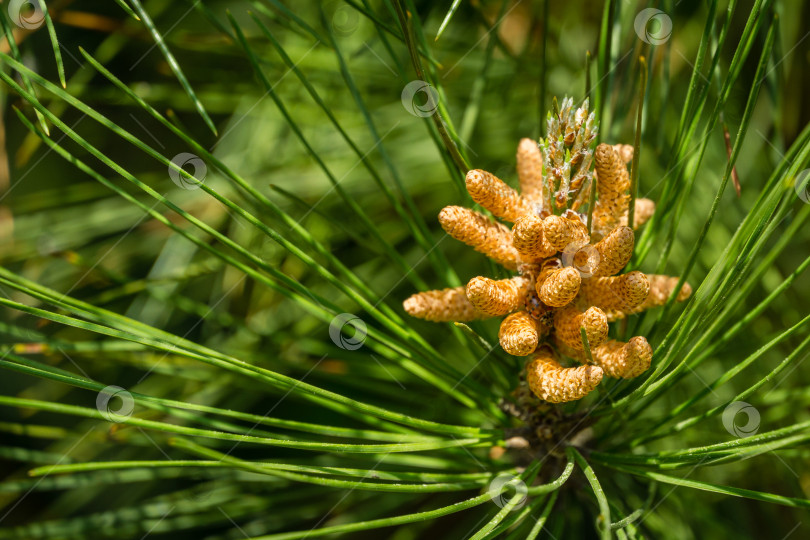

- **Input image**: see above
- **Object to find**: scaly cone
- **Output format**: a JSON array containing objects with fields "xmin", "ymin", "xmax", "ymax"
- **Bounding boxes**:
[{"xmin": 403, "ymin": 96, "xmax": 693, "ymax": 403}]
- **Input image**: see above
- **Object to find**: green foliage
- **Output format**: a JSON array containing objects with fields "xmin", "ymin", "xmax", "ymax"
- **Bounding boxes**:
[{"xmin": 0, "ymin": 0, "xmax": 808, "ymax": 538}]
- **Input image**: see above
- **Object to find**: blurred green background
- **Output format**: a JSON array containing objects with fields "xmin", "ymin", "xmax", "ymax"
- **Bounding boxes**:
[{"xmin": 1, "ymin": 0, "xmax": 809, "ymax": 538}]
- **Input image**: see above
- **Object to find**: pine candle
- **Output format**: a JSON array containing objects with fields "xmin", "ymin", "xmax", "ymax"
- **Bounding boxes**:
[{"xmin": 403, "ymin": 97, "xmax": 691, "ymax": 403}]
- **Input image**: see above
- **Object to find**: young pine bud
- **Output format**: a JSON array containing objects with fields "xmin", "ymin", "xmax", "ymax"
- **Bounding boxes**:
[
  {"xmin": 512, "ymin": 214, "xmax": 557, "ymax": 262},
  {"xmin": 466, "ymin": 276, "xmax": 531, "ymax": 317},
  {"xmin": 591, "ymin": 226, "xmax": 635, "ymax": 277},
  {"xmin": 542, "ymin": 215, "xmax": 589, "ymax": 251},
  {"xmin": 578, "ymin": 270, "xmax": 650, "ymax": 317},
  {"xmin": 439, "ymin": 206, "xmax": 519, "ymax": 270},
  {"xmin": 465, "ymin": 169, "xmax": 534, "ymax": 223},
  {"xmin": 621, "ymin": 198, "xmax": 656, "ymax": 229},
  {"xmin": 553, "ymin": 306, "xmax": 609, "ymax": 351},
  {"xmin": 499, "ymin": 311, "xmax": 547, "ymax": 356},
  {"xmin": 403, "ymin": 286, "xmax": 485, "ymax": 322},
  {"xmin": 516, "ymin": 138, "xmax": 545, "ymax": 207},
  {"xmin": 590, "ymin": 337, "xmax": 653, "ymax": 378},
  {"xmin": 536, "ymin": 266, "xmax": 581, "ymax": 307},
  {"xmin": 526, "ymin": 347, "xmax": 603, "ymax": 403}
]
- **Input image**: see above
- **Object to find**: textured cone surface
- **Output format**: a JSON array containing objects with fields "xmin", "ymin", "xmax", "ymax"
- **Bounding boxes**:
[
  {"xmin": 612, "ymin": 143, "xmax": 634, "ymax": 164},
  {"xmin": 543, "ymin": 215, "xmax": 589, "ymax": 251},
  {"xmin": 591, "ymin": 337, "xmax": 652, "ymax": 378},
  {"xmin": 592, "ymin": 226, "xmax": 634, "ymax": 276},
  {"xmin": 403, "ymin": 136, "xmax": 687, "ymax": 365},
  {"xmin": 578, "ymin": 271, "xmax": 650, "ymax": 318},
  {"xmin": 594, "ymin": 143, "xmax": 630, "ymax": 193},
  {"xmin": 625, "ymin": 275, "xmax": 692, "ymax": 314},
  {"xmin": 517, "ymin": 138, "xmax": 545, "ymax": 206},
  {"xmin": 403, "ymin": 287, "xmax": 486, "ymax": 322},
  {"xmin": 620, "ymin": 198, "xmax": 656, "ymax": 229},
  {"xmin": 554, "ymin": 306, "xmax": 608, "ymax": 351},
  {"xmin": 593, "ymin": 144, "xmax": 631, "ymax": 235},
  {"xmin": 439, "ymin": 206, "xmax": 519, "ymax": 269},
  {"xmin": 513, "ymin": 215, "xmax": 557, "ymax": 261},
  {"xmin": 526, "ymin": 347, "xmax": 603, "ymax": 403},
  {"xmin": 465, "ymin": 169, "xmax": 534, "ymax": 223},
  {"xmin": 499, "ymin": 311, "xmax": 545, "ymax": 356},
  {"xmin": 466, "ymin": 276, "xmax": 531, "ymax": 316},
  {"xmin": 537, "ymin": 266, "xmax": 581, "ymax": 307}
]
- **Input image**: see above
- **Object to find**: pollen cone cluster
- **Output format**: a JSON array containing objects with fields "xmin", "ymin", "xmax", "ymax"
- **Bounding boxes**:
[{"xmin": 403, "ymin": 97, "xmax": 692, "ymax": 403}]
